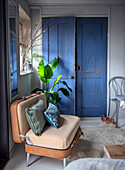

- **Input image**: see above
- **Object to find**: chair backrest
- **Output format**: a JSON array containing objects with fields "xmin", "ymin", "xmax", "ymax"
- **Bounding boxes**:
[
  {"xmin": 108, "ymin": 76, "xmax": 125, "ymax": 116},
  {"xmin": 109, "ymin": 76, "xmax": 125, "ymax": 96},
  {"xmin": 10, "ymin": 93, "xmax": 47, "ymax": 143}
]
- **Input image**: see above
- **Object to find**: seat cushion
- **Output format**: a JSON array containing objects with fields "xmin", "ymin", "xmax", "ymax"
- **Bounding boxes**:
[{"xmin": 26, "ymin": 115, "xmax": 80, "ymax": 150}]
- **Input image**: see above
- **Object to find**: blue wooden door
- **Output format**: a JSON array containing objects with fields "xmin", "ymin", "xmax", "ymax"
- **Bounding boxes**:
[
  {"xmin": 77, "ymin": 18, "xmax": 107, "ymax": 117},
  {"xmin": 42, "ymin": 17, "xmax": 75, "ymax": 115}
]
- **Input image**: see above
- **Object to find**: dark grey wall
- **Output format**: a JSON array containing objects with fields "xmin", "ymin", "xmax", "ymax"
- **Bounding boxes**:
[{"xmin": 0, "ymin": 0, "xmax": 9, "ymax": 163}]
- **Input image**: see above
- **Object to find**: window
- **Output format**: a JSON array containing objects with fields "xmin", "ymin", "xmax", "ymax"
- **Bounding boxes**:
[
  {"xmin": 9, "ymin": 0, "xmax": 18, "ymax": 99},
  {"xmin": 9, "ymin": 18, "xmax": 18, "ymax": 98},
  {"xmin": 19, "ymin": 5, "xmax": 31, "ymax": 73}
]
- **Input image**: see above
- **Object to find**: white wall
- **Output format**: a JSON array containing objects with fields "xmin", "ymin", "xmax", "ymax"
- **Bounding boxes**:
[
  {"xmin": 39, "ymin": 4, "xmax": 125, "ymax": 118},
  {"xmin": 40, "ymin": 5, "xmax": 108, "ymax": 16},
  {"xmin": 110, "ymin": 6, "xmax": 125, "ymax": 78},
  {"xmin": 29, "ymin": 0, "xmax": 125, "ymax": 6},
  {"xmin": 110, "ymin": 6, "xmax": 125, "ymax": 118}
]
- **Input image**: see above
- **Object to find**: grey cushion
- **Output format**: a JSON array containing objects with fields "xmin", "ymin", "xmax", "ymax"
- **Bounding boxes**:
[{"xmin": 25, "ymin": 99, "xmax": 46, "ymax": 136}]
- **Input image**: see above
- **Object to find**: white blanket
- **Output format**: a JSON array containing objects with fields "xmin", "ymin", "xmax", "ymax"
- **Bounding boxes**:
[{"xmin": 64, "ymin": 158, "xmax": 125, "ymax": 170}]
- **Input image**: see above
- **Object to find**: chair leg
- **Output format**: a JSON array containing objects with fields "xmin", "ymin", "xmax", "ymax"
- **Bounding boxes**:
[
  {"xmin": 63, "ymin": 158, "xmax": 66, "ymax": 168},
  {"xmin": 116, "ymin": 103, "xmax": 120, "ymax": 128},
  {"xmin": 111, "ymin": 105, "xmax": 117, "ymax": 119},
  {"xmin": 27, "ymin": 153, "xmax": 30, "ymax": 167}
]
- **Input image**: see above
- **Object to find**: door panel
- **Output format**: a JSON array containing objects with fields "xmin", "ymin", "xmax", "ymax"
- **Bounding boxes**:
[
  {"xmin": 77, "ymin": 18, "xmax": 107, "ymax": 117},
  {"xmin": 42, "ymin": 17, "xmax": 75, "ymax": 115}
]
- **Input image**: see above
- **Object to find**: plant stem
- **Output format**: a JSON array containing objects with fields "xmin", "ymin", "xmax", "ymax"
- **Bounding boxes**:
[
  {"xmin": 46, "ymin": 81, "xmax": 49, "ymax": 107},
  {"xmin": 46, "ymin": 81, "xmax": 48, "ymax": 92}
]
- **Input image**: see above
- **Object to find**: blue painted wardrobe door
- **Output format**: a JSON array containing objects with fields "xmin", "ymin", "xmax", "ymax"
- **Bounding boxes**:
[
  {"xmin": 77, "ymin": 18, "xmax": 107, "ymax": 117},
  {"xmin": 42, "ymin": 17, "xmax": 75, "ymax": 115}
]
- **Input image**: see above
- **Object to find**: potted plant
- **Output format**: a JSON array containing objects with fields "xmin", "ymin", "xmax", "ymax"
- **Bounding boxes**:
[{"xmin": 32, "ymin": 55, "xmax": 72, "ymax": 107}]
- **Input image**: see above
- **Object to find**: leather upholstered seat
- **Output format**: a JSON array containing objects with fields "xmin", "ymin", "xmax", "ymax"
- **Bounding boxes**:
[{"xmin": 26, "ymin": 115, "xmax": 80, "ymax": 150}]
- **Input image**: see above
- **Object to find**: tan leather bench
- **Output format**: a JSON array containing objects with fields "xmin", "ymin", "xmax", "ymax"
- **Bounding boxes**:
[{"xmin": 10, "ymin": 93, "xmax": 83, "ymax": 167}]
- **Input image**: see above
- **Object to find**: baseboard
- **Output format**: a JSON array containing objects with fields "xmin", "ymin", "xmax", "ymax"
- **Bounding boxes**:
[
  {"xmin": 118, "ymin": 118, "xmax": 125, "ymax": 121},
  {"xmin": 80, "ymin": 117, "xmax": 125, "ymax": 120},
  {"xmin": 80, "ymin": 117, "xmax": 101, "ymax": 120}
]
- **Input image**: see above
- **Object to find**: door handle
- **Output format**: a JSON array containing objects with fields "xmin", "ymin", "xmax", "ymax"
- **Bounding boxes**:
[
  {"xmin": 77, "ymin": 65, "xmax": 81, "ymax": 70},
  {"xmin": 74, "ymin": 65, "xmax": 81, "ymax": 70},
  {"xmin": 70, "ymin": 76, "xmax": 74, "ymax": 79}
]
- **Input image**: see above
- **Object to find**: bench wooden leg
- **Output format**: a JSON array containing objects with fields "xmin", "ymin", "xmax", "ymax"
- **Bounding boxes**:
[
  {"xmin": 63, "ymin": 158, "xmax": 66, "ymax": 168},
  {"xmin": 27, "ymin": 153, "xmax": 30, "ymax": 167}
]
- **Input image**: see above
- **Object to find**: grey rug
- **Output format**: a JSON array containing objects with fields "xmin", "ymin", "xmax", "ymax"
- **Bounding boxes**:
[{"xmin": 67, "ymin": 123, "xmax": 125, "ymax": 161}]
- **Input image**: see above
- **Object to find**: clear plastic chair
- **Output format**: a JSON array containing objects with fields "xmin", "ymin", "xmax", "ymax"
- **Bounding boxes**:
[{"xmin": 108, "ymin": 76, "xmax": 125, "ymax": 127}]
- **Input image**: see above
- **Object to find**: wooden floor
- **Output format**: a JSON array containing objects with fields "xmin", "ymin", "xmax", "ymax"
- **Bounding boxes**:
[{"xmin": 5, "ymin": 118, "xmax": 125, "ymax": 170}]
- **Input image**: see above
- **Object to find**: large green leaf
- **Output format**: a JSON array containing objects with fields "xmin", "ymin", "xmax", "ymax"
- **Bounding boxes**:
[
  {"xmin": 50, "ymin": 74, "xmax": 62, "ymax": 91},
  {"xmin": 38, "ymin": 60, "xmax": 53, "ymax": 82},
  {"xmin": 58, "ymin": 88, "xmax": 69, "ymax": 97},
  {"xmin": 38, "ymin": 60, "xmax": 44, "ymax": 77},
  {"xmin": 61, "ymin": 81, "xmax": 72, "ymax": 92},
  {"xmin": 49, "ymin": 91, "xmax": 60, "ymax": 105},
  {"xmin": 57, "ymin": 80, "xmax": 72, "ymax": 92},
  {"xmin": 49, "ymin": 57, "xmax": 58, "ymax": 70},
  {"xmin": 44, "ymin": 64, "xmax": 53, "ymax": 79}
]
